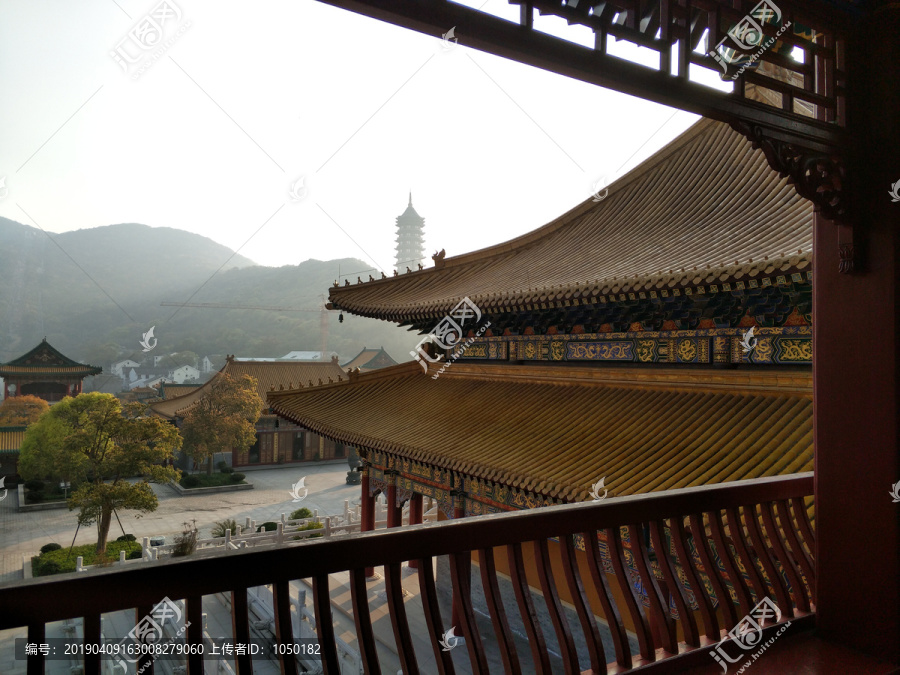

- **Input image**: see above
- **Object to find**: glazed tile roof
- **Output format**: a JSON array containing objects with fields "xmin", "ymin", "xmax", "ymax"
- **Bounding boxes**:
[
  {"xmin": 0, "ymin": 340, "xmax": 102, "ymax": 378},
  {"xmin": 0, "ymin": 427, "xmax": 26, "ymax": 455},
  {"xmin": 150, "ymin": 358, "xmax": 347, "ymax": 419},
  {"xmin": 268, "ymin": 362, "xmax": 812, "ymax": 502},
  {"xmin": 328, "ymin": 119, "xmax": 813, "ymax": 323},
  {"xmin": 158, "ymin": 383, "xmax": 201, "ymax": 400}
]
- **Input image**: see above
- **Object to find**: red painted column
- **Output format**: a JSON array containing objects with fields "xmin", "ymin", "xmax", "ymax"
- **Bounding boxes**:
[
  {"xmin": 814, "ymin": 7, "xmax": 900, "ymax": 660},
  {"xmin": 407, "ymin": 494, "xmax": 424, "ymax": 569},
  {"xmin": 360, "ymin": 470, "xmax": 376, "ymax": 577},
  {"xmin": 450, "ymin": 494, "xmax": 467, "ymax": 629},
  {"xmin": 386, "ymin": 483, "xmax": 402, "ymax": 529}
]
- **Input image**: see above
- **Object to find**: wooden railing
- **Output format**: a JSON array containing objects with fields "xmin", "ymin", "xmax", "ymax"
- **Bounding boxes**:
[{"xmin": 0, "ymin": 473, "xmax": 814, "ymax": 675}]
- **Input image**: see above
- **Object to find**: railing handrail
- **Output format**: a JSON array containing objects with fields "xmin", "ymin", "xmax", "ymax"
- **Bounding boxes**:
[{"xmin": 0, "ymin": 472, "xmax": 813, "ymax": 628}]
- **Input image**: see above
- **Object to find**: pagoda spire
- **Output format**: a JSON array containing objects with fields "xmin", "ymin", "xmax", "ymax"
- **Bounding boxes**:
[{"xmin": 395, "ymin": 194, "xmax": 425, "ymax": 271}]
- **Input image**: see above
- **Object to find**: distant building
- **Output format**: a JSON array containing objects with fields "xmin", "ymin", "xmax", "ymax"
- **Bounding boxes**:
[
  {"xmin": 341, "ymin": 347, "xmax": 397, "ymax": 373},
  {"xmin": 394, "ymin": 193, "xmax": 425, "ymax": 272},
  {"xmin": 111, "ymin": 359, "xmax": 141, "ymax": 377},
  {"xmin": 170, "ymin": 365, "xmax": 200, "ymax": 383},
  {"xmin": 0, "ymin": 339, "xmax": 101, "ymax": 403},
  {"xmin": 150, "ymin": 356, "xmax": 351, "ymax": 469}
]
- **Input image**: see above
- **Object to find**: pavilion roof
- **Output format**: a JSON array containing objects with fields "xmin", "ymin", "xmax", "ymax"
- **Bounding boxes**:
[
  {"xmin": 329, "ymin": 119, "xmax": 812, "ymax": 324},
  {"xmin": 0, "ymin": 340, "xmax": 102, "ymax": 378},
  {"xmin": 268, "ymin": 362, "xmax": 812, "ymax": 502},
  {"xmin": 150, "ymin": 357, "xmax": 347, "ymax": 419}
]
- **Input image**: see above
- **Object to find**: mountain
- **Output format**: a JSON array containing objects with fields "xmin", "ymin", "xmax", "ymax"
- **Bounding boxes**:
[{"xmin": 0, "ymin": 219, "xmax": 416, "ymax": 378}]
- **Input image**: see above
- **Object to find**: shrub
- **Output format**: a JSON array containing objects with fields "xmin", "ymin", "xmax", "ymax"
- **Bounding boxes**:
[
  {"xmin": 230, "ymin": 472, "xmax": 245, "ymax": 483},
  {"xmin": 258, "ymin": 521, "xmax": 278, "ymax": 532},
  {"xmin": 127, "ymin": 549, "xmax": 143, "ymax": 560},
  {"xmin": 24, "ymin": 479, "xmax": 44, "ymax": 492},
  {"xmin": 40, "ymin": 543, "xmax": 62, "ymax": 555},
  {"xmin": 39, "ymin": 560, "xmax": 62, "ymax": 575},
  {"xmin": 172, "ymin": 521, "xmax": 198, "ymax": 557},
  {"xmin": 116, "ymin": 534, "xmax": 137, "ymax": 542},
  {"xmin": 290, "ymin": 507, "xmax": 313, "ymax": 520},
  {"xmin": 217, "ymin": 460, "xmax": 229, "ymax": 471},
  {"xmin": 292, "ymin": 521, "xmax": 324, "ymax": 539},
  {"xmin": 25, "ymin": 491, "xmax": 44, "ymax": 503},
  {"xmin": 220, "ymin": 465, "xmax": 234, "ymax": 474},
  {"xmin": 180, "ymin": 474, "xmax": 201, "ymax": 488},
  {"xmin": 211, "ymin": 519, "xmax": 238, "ymax": 538},
  {"xmin": 32, "ymin": 541, "xmax": 141, "ymax": 576}
]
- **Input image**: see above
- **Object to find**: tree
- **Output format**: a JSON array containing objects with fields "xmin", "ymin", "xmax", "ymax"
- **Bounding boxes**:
[
  {"xmin": 18, "ymin": 393, "xmax": 181, "ymax": 556},
  {"xmin": 0, "ymin": 394, "xmax": 50, "ymax": 426},
  {"xmin": 180, "ymin": 374, "xmax": 262, "ymax": 475}
]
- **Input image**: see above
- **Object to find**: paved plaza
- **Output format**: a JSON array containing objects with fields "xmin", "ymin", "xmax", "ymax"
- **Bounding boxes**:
[
  {"xmin": 0, "ymin": 462, "xmax": 560, "ymax": 674},
  {"xmin": 0, "ymin": 462, "xmax": 357, "ymax": 583}
]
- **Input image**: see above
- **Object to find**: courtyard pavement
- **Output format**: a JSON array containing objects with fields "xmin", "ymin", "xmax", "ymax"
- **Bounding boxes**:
[
  {"xmin": 0, "ymin": 462, "xmax": 573, "ymax": 674},
  {"xmin": 0, "ymin": 461, "xmax": 356, "ymax": 583}
]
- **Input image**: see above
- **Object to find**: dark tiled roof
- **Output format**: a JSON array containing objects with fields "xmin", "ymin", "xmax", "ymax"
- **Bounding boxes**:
[
  {"xmin": 0, "ymin": 340, "xmax": 102, "ymax": 377},
  {"xmin": 268, "ymin": 362, "xmax": 812, "ymax": 501},
  {"xmin": 341, "ymin": 347, "xmax": 398, "ymax": 372},
  {"xmin": 329, "ymin": 119, "xmax": 812, "ymax": 323}
]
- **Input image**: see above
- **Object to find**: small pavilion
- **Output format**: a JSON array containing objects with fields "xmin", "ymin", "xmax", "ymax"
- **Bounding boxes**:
[{"xmin": 0, "ymin": 339, "xmax": 101, "ymax": 403}]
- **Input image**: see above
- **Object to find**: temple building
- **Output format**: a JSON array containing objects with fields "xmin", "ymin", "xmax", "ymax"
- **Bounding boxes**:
[
  {"xmin": 394, "ymin": 193, "xmax": 426, "ymax": 271},
  {"xmin": 340, "ymin": 346, "xmax": 397, "ymax": 373},
  {"xmin": 150, "ymin": 356, "xmax": 350, "ymax": 468},
  {"xmin": 0, "ymin": 339, "xmax": 102, "ymax": 403},
  {"xmin": 269, "ymin": 117, "xmax": 814, "ymax": 629}
]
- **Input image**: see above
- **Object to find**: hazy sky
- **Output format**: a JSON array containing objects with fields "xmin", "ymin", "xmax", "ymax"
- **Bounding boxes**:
[{"xmin": 0, "ymin": 0, "xmax": 735, "ymax": 277}]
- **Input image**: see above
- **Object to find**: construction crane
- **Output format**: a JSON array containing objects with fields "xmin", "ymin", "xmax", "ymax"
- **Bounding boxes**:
[{"xmin": 159, "ymin": 296, "xmax": 331, "ymax": 359}]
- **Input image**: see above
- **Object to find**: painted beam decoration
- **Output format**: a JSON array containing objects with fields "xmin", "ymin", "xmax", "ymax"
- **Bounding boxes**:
[{"xmin": 468, "ymin": 326, "xmax": 810, "ymax": 366}]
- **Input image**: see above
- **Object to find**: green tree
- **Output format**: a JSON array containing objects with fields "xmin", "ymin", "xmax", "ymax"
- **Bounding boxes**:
[
  {"xmin": 180, "ymin": 374, "xmax": 262, "ymax": 475},
  {"xmin": 0, "ymin": 394, "xmax": 50, "ymax": 426},
  {"xmin": 18, "ymin": 393, "xmax": 181, "ymax": 556}
]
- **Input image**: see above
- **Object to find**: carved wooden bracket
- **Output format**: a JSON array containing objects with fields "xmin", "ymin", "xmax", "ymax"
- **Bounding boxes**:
[{"xmin": 731, "ymin": 120, "xmax": 853, "ymax": 273}]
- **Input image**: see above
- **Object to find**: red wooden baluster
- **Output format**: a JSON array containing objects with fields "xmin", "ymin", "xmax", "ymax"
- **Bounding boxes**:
[
  {"xmin": 507, "ymin": 542, "xmax": 553, "ymax": 673},
  {"xmin": 721, "ymin": 508, "xmax": 768, "ymax": 611},
  {"xmin": 534, "ymin": 538, "xmax": 580, "ymax": 674},
  {"xmin": 273, "ymin": 581, "xmax": 299, "ymax": 675},
  {"xmin": 349, "ymin": 569, "xmax": 381, "ymax": 675},
  {"xmin": 708, "ymin": 510, "xmax": 755, "ymax": 622},
  {"xmin": 384, "ymin": 561, "xmax": 420, "ymax": 675},
  {"xmin": 742, "ymin": 505, "xmax": 794, "ymax": 618},
  {"xmin": 312, "ymin": 574, "xmax": 341, "ymax": 674},
  {"xmin": 185, "ymin": 595, "xmax": 204, "ymax": 674},
  {"xmin": 450, "ymin": 551, "xmax": 489, "ymax": 674},
  {"xmin": 231, "ymin": 589, "xmax": 253, "ymax": 675},
  {"xmin": 478, "ymin": 548, "xmax": 522, "ymax": 674},
  {"xmin": 416, "ymin": 557, "xmax": 456, "ymax": 675},
  {"xmin": 560, "ymin": 534, "xmax": 605, "ymax": 673},
  {"xmin": 628, "ymin": 523, "xmax": 677, "ymax": 656},
  {"xmin": 671, "ymin": 515, "xmax": 719, "ymax": 642},
  {"xmin": 649, "ymin": 520, "xmax": 699, "ymax": 648},
  {"xmin": 585, "ymin": 530, "xmax": 632, "ymax": 669},
  {"xmin": 688, "ymin": 513, "xmax": 737, "ymax": 631},
  {"xmin": 607, "ymin": 526, "xmax": 655, "ymax": 662},
  {"xmin": 761, "ymin": 502, "xmax": 810, "ymax": 612},
  {"xmin": 792, "ymin": 497, "xmax": 816, "ymax": 548},
  {"xmin": 775, "ymin": 500, "xmax": 816, "ymax": 601}
]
